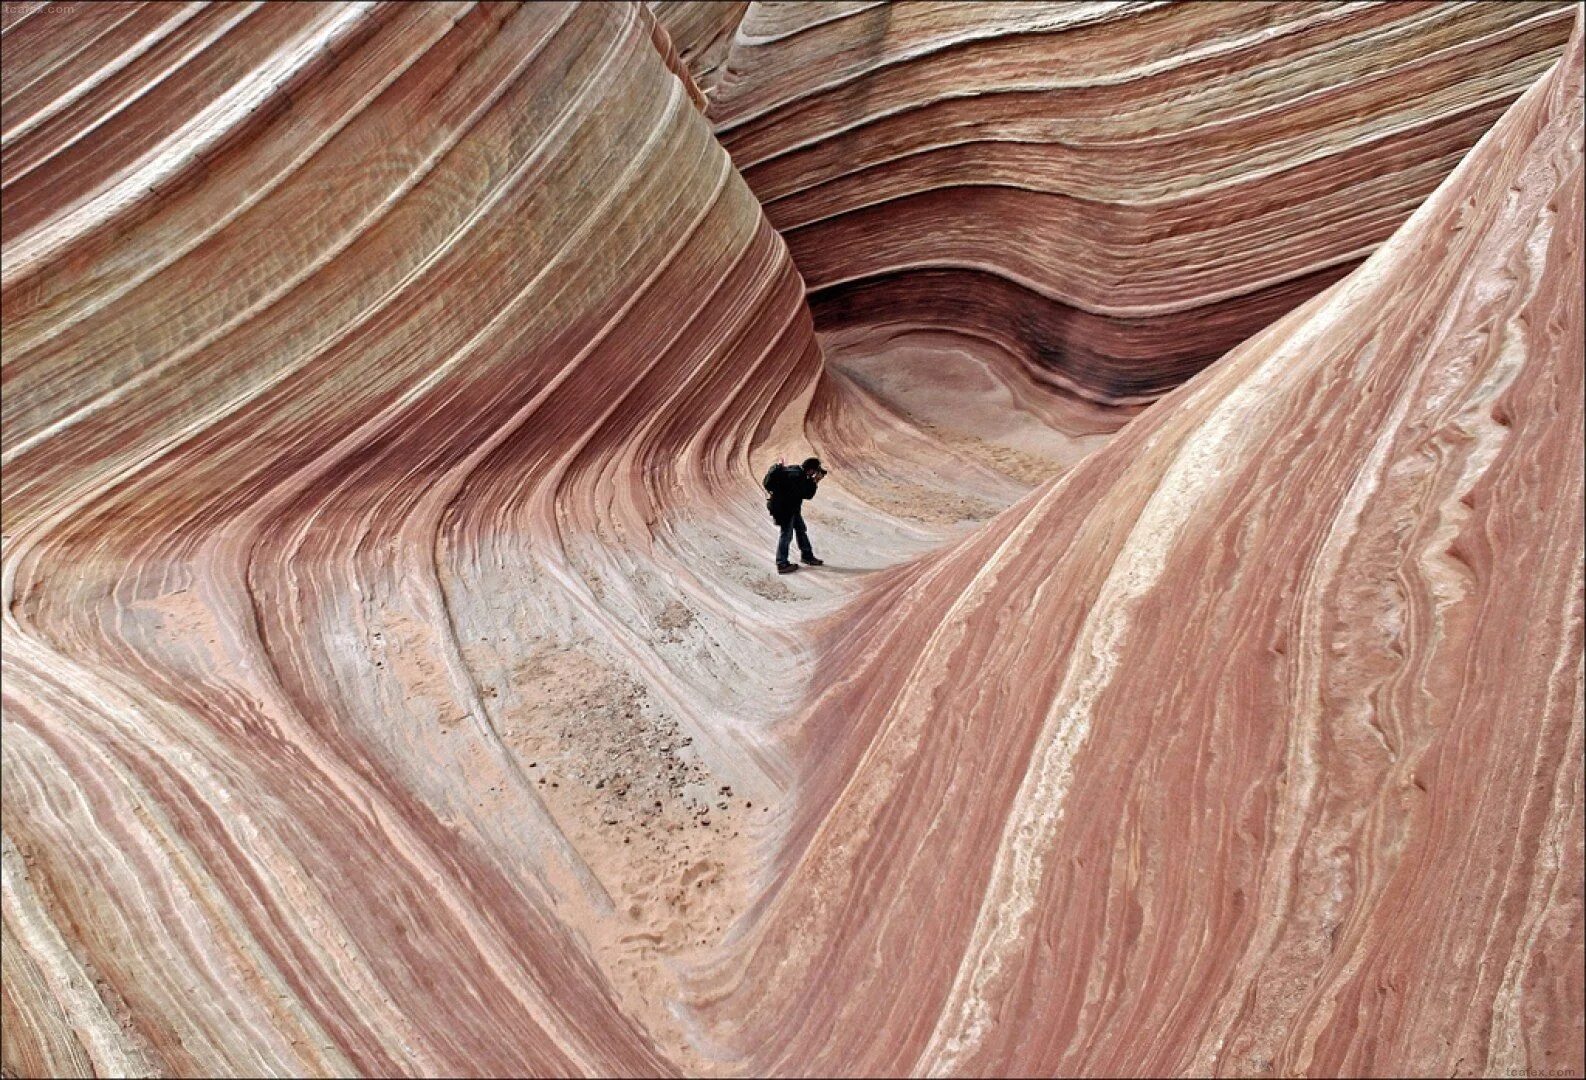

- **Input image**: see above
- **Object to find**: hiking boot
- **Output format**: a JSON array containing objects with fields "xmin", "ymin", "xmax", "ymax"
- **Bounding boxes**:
[
  {"xmin": 777, "ymin": 562, "xmax": 799, "ymax": 574},
  {"xmin": 801, "ymin": 555, "xmax": 824, "ymax": 566}
]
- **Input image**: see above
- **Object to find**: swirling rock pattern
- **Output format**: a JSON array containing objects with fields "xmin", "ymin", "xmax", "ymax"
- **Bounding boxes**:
[
  {"xmin": 711, "ymin": 0, "xmax": 1578, "ymax": 405},
  {"xmin": 3, "ymin": 2, "xmax": 1582, "ymax": 1078},
  {"xmin": 3, "ymin": 2, "xmax": 822, "ymax": 1074},
  {"xmin": 707, "ymin": 17, "xmax": 1586, "ymax": 1075}
]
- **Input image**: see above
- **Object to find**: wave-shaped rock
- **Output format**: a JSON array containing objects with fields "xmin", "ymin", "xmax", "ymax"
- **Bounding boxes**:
[
  {"xmin": 711, "ymin": 1, "xmax": 1577, "ymax": 404},
  {"xmin": 2, "ymin": 3, "xmax": 818, "ymax": 1074},
  {"xmin": 704, "ymin": 17, "xmax": 1585, "ymax": 1075},
  {"xmin": 3, "ymin": 1, "xmax": 1581, "ymax": 1077}
]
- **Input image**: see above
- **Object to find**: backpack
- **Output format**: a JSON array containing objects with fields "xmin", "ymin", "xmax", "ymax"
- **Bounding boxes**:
[{"xmin": 763, "ymin": 462, "xmax": 791, "ymax": 494}]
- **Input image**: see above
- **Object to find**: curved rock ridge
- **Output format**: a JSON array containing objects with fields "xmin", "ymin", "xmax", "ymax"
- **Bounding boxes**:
[
  {"xmin": 710, "ymin": 0, "xmax": 1578, "ymax": 405},
  {"xmin": 3, "ymin": 1, "xmax": 1583, "ymax": 1078},
  {"xmin": 2, "ymin": 2, "xmax": 827, "ymax": 1075},
  {"xmin": 648, "ymin": 1, "xmax": 750, "ymax": 99},
  {"xmin": 700, "ymin": 17, "xmax": 1585, "ymax": 1076}
]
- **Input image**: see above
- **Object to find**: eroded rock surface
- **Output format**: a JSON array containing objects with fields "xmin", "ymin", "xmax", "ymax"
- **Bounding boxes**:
[
  {"xmin": 648, "ymin": 0, "xmax": 748, "ymax": 98},
  {"xmin": 708, "ymin": 19, "xmax": 1586, "ymax": 1075},
  {"xmin": 2, "ymin": 2, "xmax": 1582, "ymax": 1078},
  {"xmin": 711, "ymin": 1, "xmax": 1577, "ymax": 404},
  {"xmin": 3, "ymin": 3, "xmax": 818, "ymax": 1074}
]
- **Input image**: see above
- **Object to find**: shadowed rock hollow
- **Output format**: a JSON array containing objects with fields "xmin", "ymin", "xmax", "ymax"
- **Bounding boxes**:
[
  {"xmin": 710, "ymin": 2, "xmax": 1577, "ymax": 403},
  {"xmin": 2, "ymin": 2, "xmax": 1581, "ymax": 1077}
]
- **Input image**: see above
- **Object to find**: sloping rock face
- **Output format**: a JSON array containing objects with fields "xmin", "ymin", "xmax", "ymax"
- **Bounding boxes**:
[
  {"xmin": 710, "ymin": 1, "xmax": 1578, "ymax": 405},
  {"xmin": 3, "ymin": 2, "xmax": 1583, "ymax": 1078},
  {"xmin": 705, "ymin": 18, "xmax": 1585, "ymax": 1076},
  {"xmin": 2, "ymin": 3, "xmax": 819, "ymax": 1075}
]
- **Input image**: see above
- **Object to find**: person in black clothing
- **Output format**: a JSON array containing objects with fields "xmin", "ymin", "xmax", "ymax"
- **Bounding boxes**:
[{"xmin": 764, "ymin": 456, "xmax": 827, "ymax": 574}]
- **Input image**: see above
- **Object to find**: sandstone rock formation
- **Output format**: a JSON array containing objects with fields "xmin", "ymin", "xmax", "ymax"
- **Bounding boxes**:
[
  {"xmin": 3, "ymin": 3, "xmax": 821, "ymax": 1074},
  {"xmin": 648, "ymin": 0, "xmax": 748, "ymax": 99},
  {"xmin": 711, "ymin": 1, "xmax": 1578, "ymax": 405},
  {"xmin": 3, "ymin": 2, "xmax": 1582, "ymax": 1078},
  {"xmin": 706, "ymin": 16, "xmax": 1586, "ymax": 1074}
]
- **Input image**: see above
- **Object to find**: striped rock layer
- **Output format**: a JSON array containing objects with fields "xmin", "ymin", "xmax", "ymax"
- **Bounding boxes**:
[
  {"xmin": 710, "ymin": 0, "xmax": 1578, "ymax": 405},
  {"xmin": 2, "ymin": 2, "xmax": 820, "ymax": 1075},
  {"xmin": 648, "ymin": 0, "xmax": 749, "ymax": 99},
  {"xmin": 3, "ymin": 2, "xmax": 1583, "ymax": 1078},
  {"xmin": 706, "ymin": 17, "xmax": 1586, "ymax": 1075}
]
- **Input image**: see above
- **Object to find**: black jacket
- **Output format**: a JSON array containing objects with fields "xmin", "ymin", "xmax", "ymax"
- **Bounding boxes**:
[{"xmin": 765, "ymin": 465, "xmax": 818, "ymax": 523}]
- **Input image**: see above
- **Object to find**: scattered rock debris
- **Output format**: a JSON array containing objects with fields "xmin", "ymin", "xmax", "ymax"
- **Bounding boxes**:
[
  {"xmin": 653, "ymin": 600, "xmax": 697, "ymax": 642},
  {"xmin": 494, "ymin": 646, "xmax": 752, "ymax": 942},
  {"xmin": 468, "ymin": 642, "xmax": 763, "ymax": 1069}
]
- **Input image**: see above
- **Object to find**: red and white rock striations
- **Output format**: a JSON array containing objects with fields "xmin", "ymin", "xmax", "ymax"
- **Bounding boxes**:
[
  {"xmin": 711, "ymin": 1, "xmax": 1578, "ymax": 406},
  {"xmin": 3, "ymin": 1, "xmax": 1583, "ymax": 1078},
  {"xmin": 648, "ymin": 1, "xmax": 749, "ymax": 100},
  {"xmin": 704, "ymin": 16, "xmax": 1586, "ymax": 1076},
  {"xmin": 2, "ymin": 2, "xmax": 821, "ymax": 1074}
]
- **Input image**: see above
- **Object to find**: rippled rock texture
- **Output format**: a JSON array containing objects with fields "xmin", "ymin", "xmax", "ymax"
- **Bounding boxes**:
[
  {"xmin": 3, "ymin": 3, "xmax": 820, "ymax": 1074},
  {"xmin": 711, "ymin": 1, "xmax": 1578, "ymax": 405},
  {"xmin": 3, "ymin": 2, "xmax": 1583, "ymax": 1078},
  {"xmin": 648, "ymin": 0, "xmax": 747, "ymax": 99},
  {"xmin": 710, "ymin": 17, "xmax": 1586, "ymax": 1075}
]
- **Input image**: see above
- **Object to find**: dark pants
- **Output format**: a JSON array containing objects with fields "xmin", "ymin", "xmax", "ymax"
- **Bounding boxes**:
[{"xmin": 776, "ymin": 512, "xmax": 814, "ymax": 565}]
